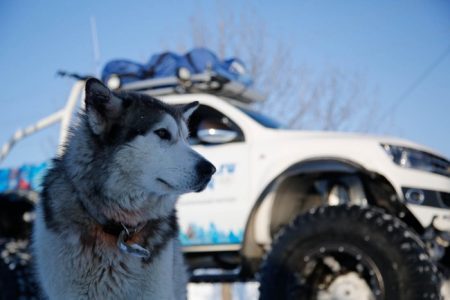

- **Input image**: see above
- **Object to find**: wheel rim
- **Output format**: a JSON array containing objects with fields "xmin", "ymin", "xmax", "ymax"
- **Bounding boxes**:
[{"xmin": 285, "ymin": 243, "xmax": 385, "ymax": 300}]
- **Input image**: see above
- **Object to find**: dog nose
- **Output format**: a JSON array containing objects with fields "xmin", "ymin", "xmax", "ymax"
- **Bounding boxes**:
[{"xmin": 197, "ymin": 160, "xmax": 216, "ymax": 177}]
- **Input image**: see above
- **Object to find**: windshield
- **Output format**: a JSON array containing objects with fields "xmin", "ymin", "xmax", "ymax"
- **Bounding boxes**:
[{"xmin": 238, "ymin": 107, "xmax": 284, "ymax": 129}]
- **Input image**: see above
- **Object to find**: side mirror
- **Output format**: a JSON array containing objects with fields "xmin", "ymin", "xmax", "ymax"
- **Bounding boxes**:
[{"xmin": 197, "ymin": 128, "xmax": 238, "ymax": 144}]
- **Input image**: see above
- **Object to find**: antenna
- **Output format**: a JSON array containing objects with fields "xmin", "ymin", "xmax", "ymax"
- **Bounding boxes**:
[{"xmin": 90, "ymin": 16, "xmax": 101, "ymax": 78}]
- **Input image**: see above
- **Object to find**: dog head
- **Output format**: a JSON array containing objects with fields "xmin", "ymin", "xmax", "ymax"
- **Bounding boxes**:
[{"xmin": 81, "ymin": 78, "xmax": 215, "ymax": 198}]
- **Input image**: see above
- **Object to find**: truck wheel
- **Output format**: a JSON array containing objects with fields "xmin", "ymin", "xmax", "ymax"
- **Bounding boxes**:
[
  {"xmin": 0, "ymin": 239, "xmax": 38, "ymax": 299},
  {"xmin": 258, "ymin": 205, "xmax": 441, "ymax": 300}
]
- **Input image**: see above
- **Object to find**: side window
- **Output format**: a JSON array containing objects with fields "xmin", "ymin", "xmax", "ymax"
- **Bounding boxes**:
[{"xmin": 188, "ymin": 105, "xmax": 244, "ymax": 145}]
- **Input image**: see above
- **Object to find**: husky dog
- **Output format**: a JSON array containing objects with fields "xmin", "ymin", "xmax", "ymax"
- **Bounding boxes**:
[{"xmin": 32, "ymin": 78, "xmax": 215, "ymax": 299}]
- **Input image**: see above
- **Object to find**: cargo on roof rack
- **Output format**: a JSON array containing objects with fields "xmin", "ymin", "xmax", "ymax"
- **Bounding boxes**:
[
  {"xmin": 102, "ymin": 48, "xmax": 264, "ymax": 103},
  {"xmin": 119, "ymin": 71, "xmax": 265, "ymax": 104}
]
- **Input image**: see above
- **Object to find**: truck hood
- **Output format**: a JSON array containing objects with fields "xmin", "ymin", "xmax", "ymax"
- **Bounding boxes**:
[{"xmin": 262, "ymin": 129, "xmax": 448, "ymax": 159}]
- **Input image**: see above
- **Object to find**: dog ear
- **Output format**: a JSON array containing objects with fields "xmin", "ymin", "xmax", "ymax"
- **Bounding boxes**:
[
  {"xmin": 180, "ymin": 101, "xmax": 199, "ymax": 120},
  {"xmin": 84, "ymin": 78, "xmax": 122, "ymax": 135}
]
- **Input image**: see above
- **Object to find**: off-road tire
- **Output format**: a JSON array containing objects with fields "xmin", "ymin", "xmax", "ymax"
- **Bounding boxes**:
[
  {"xmin": 258, "ymin": 205, "xmax": 441, "ymax": 300},
  {"xmin": 0, "ymin": 239, "xmax": 38, "ymax": 299}
]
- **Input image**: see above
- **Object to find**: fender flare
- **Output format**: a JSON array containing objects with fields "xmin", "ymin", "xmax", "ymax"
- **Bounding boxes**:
[{"xmin": 239, "ymin": 157, "xmax": 421, "ymax": 276}]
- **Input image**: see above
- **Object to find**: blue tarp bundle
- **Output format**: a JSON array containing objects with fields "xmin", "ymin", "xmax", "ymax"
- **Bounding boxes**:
[
  {"xmin": 101, "ymin": 48, "xmax": 252, "ymax": 87},
  {"xmin": 0, "ymin": 162, "xmax": 48, "ymax": 193}
]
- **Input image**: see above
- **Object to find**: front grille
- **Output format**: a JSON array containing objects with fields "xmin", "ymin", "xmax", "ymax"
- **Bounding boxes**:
[
  {"xmin": 440, "ymin": 192, "xmax": 450, "ymax": 207},
  {"xmin": 427, "ymin": 153, "xmax": 450, "ymax": 177}
]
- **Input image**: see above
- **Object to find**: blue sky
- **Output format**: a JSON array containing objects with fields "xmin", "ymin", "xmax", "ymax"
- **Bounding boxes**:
[{"xmin": 1, "ymin": 0, "xmax": 449, "ymax": 167}]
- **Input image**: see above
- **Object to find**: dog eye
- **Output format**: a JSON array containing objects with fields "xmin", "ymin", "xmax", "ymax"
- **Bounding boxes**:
[{"xmin": 154, "ymin": 128, "xmax": 171, "ymax": 141}]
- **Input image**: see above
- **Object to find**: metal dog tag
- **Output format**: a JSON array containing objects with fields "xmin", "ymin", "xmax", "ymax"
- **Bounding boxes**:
[{"xmin": 117, "ymin": 229, "xmax": 151, "ymax": 259}]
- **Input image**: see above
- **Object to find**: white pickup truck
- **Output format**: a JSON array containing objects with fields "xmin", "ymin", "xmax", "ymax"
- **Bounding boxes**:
[{"xmin": 2, "ymin": 73, "xmax": 450, "ymax": 299}]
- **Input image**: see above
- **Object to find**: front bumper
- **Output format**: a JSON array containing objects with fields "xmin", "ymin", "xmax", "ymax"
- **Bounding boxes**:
[
  {"xmin": 400, "ymin": 187, "xmax": 450, "ymax": 231},
  {"xmin": 383, "ymin": 167, "xmax": 450, "ymax": 230},
  {"xmin": 402, "ymin": 187, "xmax": 450, "ymax": 209}
]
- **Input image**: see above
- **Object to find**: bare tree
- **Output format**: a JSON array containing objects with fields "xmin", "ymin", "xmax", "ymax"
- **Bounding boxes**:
[{"xmin": 179, "ymin": 5, "xmax": 383, "ymax": 132}]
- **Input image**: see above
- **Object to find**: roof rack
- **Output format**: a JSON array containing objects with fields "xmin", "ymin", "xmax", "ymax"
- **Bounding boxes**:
[
  {"xmin": 0, "ymin": 72, "xmax": 264, "ymax": 164},
  {"xmin": 119, "ymin": 71, "xmax": 265, "ymax": 104}
]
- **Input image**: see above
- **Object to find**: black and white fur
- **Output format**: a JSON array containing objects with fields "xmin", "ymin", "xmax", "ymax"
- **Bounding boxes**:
[{"xmin": 32, "ymin": 78, "xmax": 215, "ymax": 299}]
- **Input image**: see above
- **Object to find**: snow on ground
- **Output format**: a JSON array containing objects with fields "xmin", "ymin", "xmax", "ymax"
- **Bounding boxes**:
[
  {"xmin": 442, "ymin": 280, "xmax": 450, "ymax": 299},
  {"xmin": 188, "ymin": 282, "xmax": 259, "ymax": 300}
]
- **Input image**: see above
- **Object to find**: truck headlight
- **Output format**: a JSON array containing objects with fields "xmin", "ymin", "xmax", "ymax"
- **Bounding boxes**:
[{"xmin": 381, "ymin": 144, "xmax": 450, "ymax": 176}]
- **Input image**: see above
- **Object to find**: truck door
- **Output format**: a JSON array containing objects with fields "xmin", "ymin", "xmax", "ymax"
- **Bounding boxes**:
[{"xmin": 177, "ymin": 104, "xmax": 250, "ymax": 249}]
